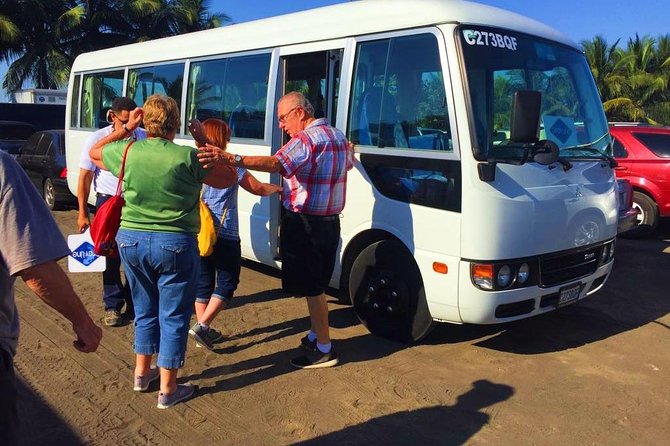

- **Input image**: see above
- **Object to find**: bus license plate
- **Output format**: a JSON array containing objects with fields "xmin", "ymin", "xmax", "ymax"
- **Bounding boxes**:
[{"xmin": 557, "ymin": 283, "xmax": 582, "ymax": 308}]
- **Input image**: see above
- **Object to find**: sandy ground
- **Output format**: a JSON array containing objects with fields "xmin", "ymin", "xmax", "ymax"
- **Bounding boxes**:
[{"xmin": 12, "ymin": 209, "xmax": 670, "ymax": 446}]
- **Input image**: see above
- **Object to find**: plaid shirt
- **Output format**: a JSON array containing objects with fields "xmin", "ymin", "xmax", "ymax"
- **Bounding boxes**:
[{"xmin": 275, "ymin": 118, "xmax": 354, "ymax": 215}]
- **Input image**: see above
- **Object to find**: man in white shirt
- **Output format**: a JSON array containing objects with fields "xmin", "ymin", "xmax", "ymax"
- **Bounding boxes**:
[{"xmin": 77, "ymin": 97, "xmax": 147, "ymax": 327}]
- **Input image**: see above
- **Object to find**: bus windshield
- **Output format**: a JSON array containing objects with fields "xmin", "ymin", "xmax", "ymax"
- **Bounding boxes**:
[{"xmin": 459, "ymin": 26, "xmax": 610, "ymax": 162}]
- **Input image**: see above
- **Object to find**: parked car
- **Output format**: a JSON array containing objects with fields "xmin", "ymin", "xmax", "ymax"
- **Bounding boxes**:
[
  {"xmin": 610, "ymin": 123, "xmax": 670, "ymax": 237},
  {"xmin": 616, "ymin": 178, "xmax": 638, "ymax": 235},
  {"xmin": 15, "ymin": 129, "xmax": 76, "ymax": 210},
  {"xmin": 0, "ymin": 120, "xmax": 35, "ymax": 157}
]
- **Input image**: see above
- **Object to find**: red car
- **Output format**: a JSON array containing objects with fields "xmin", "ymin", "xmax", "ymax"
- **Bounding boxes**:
[{"xmin": 610, "ymin": 123, "xmax": 670, "ymax": 237}]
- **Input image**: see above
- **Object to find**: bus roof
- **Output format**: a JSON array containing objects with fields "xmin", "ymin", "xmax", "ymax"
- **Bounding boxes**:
[{"xmin": 71, "ymin": 0, "xmax": 576, "ymax": 72}]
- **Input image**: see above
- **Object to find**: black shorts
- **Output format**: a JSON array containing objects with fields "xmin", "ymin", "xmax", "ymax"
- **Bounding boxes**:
[{"xmin": 280, "ymin": 211, "xmax": 340, "ymax": 297}]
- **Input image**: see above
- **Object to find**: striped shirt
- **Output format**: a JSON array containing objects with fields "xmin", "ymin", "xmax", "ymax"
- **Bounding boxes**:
[{"xmin": 274, "ymin": 118, "xmax": 354, "ymax": 216}]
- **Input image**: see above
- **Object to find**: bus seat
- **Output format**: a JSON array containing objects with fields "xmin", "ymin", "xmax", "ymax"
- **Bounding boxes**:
[{"xmin": 358, "ymin": 87, "xmax": 407, "ymax": 148}]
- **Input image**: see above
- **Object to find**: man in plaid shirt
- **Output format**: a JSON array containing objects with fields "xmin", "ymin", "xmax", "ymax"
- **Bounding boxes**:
[{"xmin": 200, "ymin": 91, "xmax": 354, "ymax": 368}]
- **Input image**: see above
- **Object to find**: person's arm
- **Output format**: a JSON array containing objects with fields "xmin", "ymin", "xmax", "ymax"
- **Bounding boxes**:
[
  {"xmin": 198, "ymin": 144, "xmax": 283, "ymax": 173},
  {"xmin": 76, "ymin": 169, "xmax": 94, "ymax": 233},
  {"xmin": 90, "ymin": 108, "xmax": 143, "ymax": 169},
  {"xmin": 19, "ymin": 262, "xmax": 102, "ymax": 353},
  {"xmin": 239, "ymin": 172, "xmax": 282, "ymax": 196}
]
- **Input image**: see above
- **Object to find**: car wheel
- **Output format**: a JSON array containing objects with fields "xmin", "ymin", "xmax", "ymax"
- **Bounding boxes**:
[
  {"xmin": 626, "ymin": 191, "xmax": 658, "ymax": 238},
  {"xmin": 43, "ymin": 178, "xmax": 56, "ymax": 210},
  {"xmin": 349, "ymin": 239, "xmax": 434, "ymax": 343}
]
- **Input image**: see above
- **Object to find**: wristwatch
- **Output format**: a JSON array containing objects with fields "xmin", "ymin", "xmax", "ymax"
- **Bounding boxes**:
[{"xmin": 233, "ymin": 154, "xmax": 243, "ymax": 166}]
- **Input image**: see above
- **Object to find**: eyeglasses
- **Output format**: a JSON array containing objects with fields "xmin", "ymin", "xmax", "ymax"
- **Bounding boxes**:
[
  {"xmin": 108, "ymin": 111, "xmax": 129, "ymax": 125},
  {"xmin": 278, "ymin": 106, "xmax": 300, "ymax": 123}
]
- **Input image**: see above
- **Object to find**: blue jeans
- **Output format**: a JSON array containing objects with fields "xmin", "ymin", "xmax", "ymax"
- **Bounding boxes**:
[
  {"xmin": 116, "ymin": 229, "xmax": 200, "ymax": 369},
  {"xmin": 196, "ymin": 237, "xmax": 241, "ymax": 304},
  {"xmin": 95, "ymin": 194, "xmax": 131, "ymax": 312}
]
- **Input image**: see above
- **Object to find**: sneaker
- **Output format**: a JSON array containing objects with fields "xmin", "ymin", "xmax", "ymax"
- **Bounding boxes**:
[
  {"xmin": 104, "ymin": 309, "xmax": 122, "ymax": 327},
  {"xmin": 208, "ymin": 328, "xmax": 224, "ymax": 343},
  {"xmin": 156, "ymin": 383, "xmax": 194, "ymax": 409},
  {"xmin": 133, "ymin": 367, "xmax": 160, "ymax": 392},
  {"xmin": 300, "ymin": 335, "xmax": 317, "ymax": 352},
  {"xmin": 290, "ymin": 348, "xmax": 339, "ymax": 369},
  {"xmin": 189, "ymin": 323, "xmax": 214, "ymax": 351}
]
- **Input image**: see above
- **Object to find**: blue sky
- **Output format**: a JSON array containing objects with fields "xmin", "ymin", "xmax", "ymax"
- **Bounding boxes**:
[{"xmin": 2, "ymin": 0, "xmax": 668, "ymax": 101}]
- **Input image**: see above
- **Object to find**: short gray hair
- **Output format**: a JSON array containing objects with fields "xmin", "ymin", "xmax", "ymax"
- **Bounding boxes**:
[{"xmin": 282, "ymin": 91, "xmax": 314, "ymax": 117}]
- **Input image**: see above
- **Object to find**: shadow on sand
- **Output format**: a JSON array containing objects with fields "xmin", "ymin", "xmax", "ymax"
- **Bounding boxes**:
[
  {"xmin": 15, "ymin": 374, "xmax": 84, "ymax": 446},
  {"xmin": 290, "ymin": 379, "xmax": 514, "ymax": 446}
]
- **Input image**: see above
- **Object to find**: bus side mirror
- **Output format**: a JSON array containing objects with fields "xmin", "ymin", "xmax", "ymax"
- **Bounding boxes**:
[{"xmin": 510, "ymin": 90, "xmax": 541, "ymax": 144}]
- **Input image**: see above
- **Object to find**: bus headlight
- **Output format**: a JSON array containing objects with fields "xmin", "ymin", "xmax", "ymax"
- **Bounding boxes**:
[
  {"xmin": 497, "ymin": 264, "xmax": 513, "ymax": 288},
  {"xmin": 471, "ymin": 263, "xmax": 494, "ymax": 290},
  {"xmin": 471, "ymin": 260, "xmax": 537, "ymax": 291},
  {"xmin": 517, "ymin": 263, "xmax": 530, "ymax": 284}
]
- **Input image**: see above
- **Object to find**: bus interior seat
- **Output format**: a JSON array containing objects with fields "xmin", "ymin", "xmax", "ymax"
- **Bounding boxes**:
[
  {"xmin": 229, "ymin": 105, "xmax": 264, "ymax": 139},
  {"xmin": 195, "ymin": 108, "xmax": 220, "ymax": 122},
  {"xmin": 358, "ymin": 87, "xmax": 407, "ymax": 148}
]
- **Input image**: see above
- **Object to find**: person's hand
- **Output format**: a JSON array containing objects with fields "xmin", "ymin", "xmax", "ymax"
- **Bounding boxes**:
[
  {"xmin": 270, "ymin": 184, "xmax": 283, "ymax": 196},
  {"xmin": 198, "ymin": 144, "xmax": 230, "ymax": 169},
  {"xmin": 188, "ymin": 119, "xmax": 212, "ymax": 147},
  {"xmin": 348, "ymin": 140, "xmax": 356, "ymax": 153},
  {"xmin": 77, "ymin": 213, "xmax": 91, "ymax": 233},
  {"xmin": 127, "ymin": 107, "xmax": 143, "ymax": 131},
  {"xmin": 72, "ymin": 317, "xmax": 102, "ymax": 353}
]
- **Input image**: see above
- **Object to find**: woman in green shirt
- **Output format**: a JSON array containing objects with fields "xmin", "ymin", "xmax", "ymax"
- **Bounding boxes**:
[{"xmin": 90, "ymin": 94, "xmax": 235, "ymax": 409}]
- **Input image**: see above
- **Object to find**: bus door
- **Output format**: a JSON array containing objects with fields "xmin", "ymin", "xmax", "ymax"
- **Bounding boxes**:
[{"xmin": 270, "ymin": 48, "xmax": 343, "ymax": 259}]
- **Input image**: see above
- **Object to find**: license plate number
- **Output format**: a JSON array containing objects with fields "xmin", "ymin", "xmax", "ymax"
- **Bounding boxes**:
[{"xmin": 557, "ymin": 283, "xmax": 581, "ymax": 308}]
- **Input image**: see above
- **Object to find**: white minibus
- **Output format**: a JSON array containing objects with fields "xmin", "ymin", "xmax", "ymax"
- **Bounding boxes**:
[{"xmin": 65, "ymin": 0, "xmax": 618, "ymax": 342}]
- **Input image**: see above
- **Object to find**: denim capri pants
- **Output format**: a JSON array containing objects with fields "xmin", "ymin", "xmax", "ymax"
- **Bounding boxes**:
[{"xmin": 117, "ymin": 228, "xmax": 200, "ymax": 369}]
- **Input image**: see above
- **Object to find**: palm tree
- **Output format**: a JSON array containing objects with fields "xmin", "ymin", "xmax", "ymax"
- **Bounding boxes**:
[
  {"xmin": 0, "ymin": 0, "xmax": 229, "ymax": 95},
  {"xmin": 582, "ymin": 34, "xmax": 670, "ymax": 124},
  {"xmin": 0, "ymin": 0, "xmax": 82, "ymax": 92}
]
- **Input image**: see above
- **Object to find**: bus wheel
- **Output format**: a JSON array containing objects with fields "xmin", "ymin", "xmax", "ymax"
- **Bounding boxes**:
[{"xmin": 349, "ymin": 240, "xmax": 434, "ymax": 343}]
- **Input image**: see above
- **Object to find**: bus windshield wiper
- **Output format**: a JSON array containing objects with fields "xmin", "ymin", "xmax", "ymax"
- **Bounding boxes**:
[{"xmin": 559, "ymin": 134, "xmax": 618, "ymax": 167}]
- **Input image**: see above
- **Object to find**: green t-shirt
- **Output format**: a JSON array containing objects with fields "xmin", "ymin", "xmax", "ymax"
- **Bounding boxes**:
[{"xmin": 102, "ymin": 138, "xmax": 209, "ymax": 233}]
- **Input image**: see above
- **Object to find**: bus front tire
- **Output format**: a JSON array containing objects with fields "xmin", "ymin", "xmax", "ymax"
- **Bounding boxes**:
[{"xmin": 349, "ymin": 240, "xmax": 434, "ymax": 343}]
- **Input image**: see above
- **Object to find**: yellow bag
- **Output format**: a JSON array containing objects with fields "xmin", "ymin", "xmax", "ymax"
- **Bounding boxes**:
[{"xmin": 197, "ymin": 198, "xmax": 217, "ymax": 257}]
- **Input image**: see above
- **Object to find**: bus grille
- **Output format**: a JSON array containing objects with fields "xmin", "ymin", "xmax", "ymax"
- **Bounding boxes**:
[{"xmin": 539, "ymin": 245, "xmax": 601, "ymax": 287}]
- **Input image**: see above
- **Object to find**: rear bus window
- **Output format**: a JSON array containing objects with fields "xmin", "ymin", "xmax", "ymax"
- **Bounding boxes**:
[{"xmin": 80, "ymin": 70, "xmax": 124, "ymax": 129}]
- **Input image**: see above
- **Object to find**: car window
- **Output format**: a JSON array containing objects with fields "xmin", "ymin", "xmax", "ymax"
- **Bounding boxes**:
[
  {"xmin": 0, "ymin": 122, "xmax": 34, "ymax": 139},
  {"xmin": 611, "ymin": 136, "xmax": 628, "ymax": 158},
  {"xmin": 55, "ymin": 133, "xmax": 66, "ymax": 156},
  {"xmin": 35, "ymin": 133, "xmax": 53, "ymax": 156},
  {"xmin": 632, "ymin": 132, "xmax": 670, "ymax": 158},
  {"xmin": 20, "ymin": 133, "xmax": 42, "ymax": 155}
]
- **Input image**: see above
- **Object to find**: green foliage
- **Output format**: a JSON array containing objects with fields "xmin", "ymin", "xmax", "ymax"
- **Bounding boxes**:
[
  {"xmin": 0, "ymin": 0, "xmax": 230, "ymax": 93},
  {"xmin": 582, "ymin": 34, "xmax": 670, "ymax": 125}
]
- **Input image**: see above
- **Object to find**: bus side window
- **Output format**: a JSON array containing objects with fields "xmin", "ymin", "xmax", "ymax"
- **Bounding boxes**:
[
  {"xmin": 80, "ymin": 70, "xmax": 124, "ymax": 129},
  {"xmin": 186, "ymin": 53, "xmax": 271, "ymax": 140},
  {"xmin": 349, "ymin": 33, "xmax": 451, "ymax": 151},
  {"xmin": 127, "ymin": 62, "xmax": 184, "ymax": 130}
]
